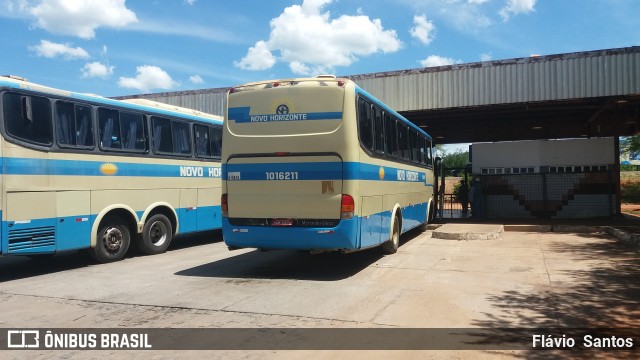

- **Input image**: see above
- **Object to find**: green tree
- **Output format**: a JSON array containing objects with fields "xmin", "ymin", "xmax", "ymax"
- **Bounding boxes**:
[
  {"xmin": 441, "ymin": 149, "xmax": 469, "ymax": 170},
  {"xmin": 621, "ymin": 135, "xmax": 640, "ymax": 155}
]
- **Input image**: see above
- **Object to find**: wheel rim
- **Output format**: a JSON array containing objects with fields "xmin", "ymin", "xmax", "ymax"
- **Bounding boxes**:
[
  {"xmin": 149, "ymin": 220, "xmax": 168, "ymax": 246},
  {"xmin": 102, "ymin": 226, "xmax": 123, "ymax": 254}
]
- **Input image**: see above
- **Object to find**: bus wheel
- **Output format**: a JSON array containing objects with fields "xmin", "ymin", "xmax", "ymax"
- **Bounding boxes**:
[
  {"xmin": 137, "ymin": 214, "xmax": 173, "ymax": 255},
  {"xmin": 381, "ymin": 215, "xmax": 400, "ymax": 254},
  {"xmin": 91, "ymin": 216, "xmax": 130, "ymax": 263}
]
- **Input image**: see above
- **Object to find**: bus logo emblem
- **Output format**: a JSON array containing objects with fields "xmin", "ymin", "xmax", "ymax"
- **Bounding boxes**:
[
  {"xmin": 379, "ymin": 167, "xmax": 385, "ymax": 180},
  {"xmin": 276, "ymin": 104, "xmax": 289, "ymax": 114},
  {"xmin": 100, "ymin": 163, "xmax": 118, "ymax": 176}
]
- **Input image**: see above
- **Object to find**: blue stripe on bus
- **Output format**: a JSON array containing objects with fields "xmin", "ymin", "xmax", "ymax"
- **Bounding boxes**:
[
  {"xmin": 223, "ymin": 161, "xmax": 433, "ymax": 185},
  {"xmin": 222, "ymin": 202, "xmax": 428, "ymax": 251},
  {"xmin": 0, "ymin": 157, "xmax": 221, "ymax": 178},
  {"xmin": 1, "ymin": 206, "xmax": 221, "ymax": 255},
  {"xmin": 228, "ymin": 106, "xmax": 342, "ymax": 123}
]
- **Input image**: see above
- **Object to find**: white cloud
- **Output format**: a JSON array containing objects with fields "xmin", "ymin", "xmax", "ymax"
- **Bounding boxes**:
[
  {"xmin": 30, "ymin": 0, "xmax": 138, "ymax": 39},
  {"xmin": 419, "ymin": 55, "xmax": 462, "ymax": 67},
  {"xmin": 118, "ymin": 65, "xmax": 177, "ymax": 93},
  {"xmin": 235, "ymin": 0, "xmax": 402, "ymax": 74},
  {"xmin": 403, "ymin": 0, "xmax": 493, "ymax": 32},
  {"xmin": 410, "ymin": 14, "xmax": 436, "ymax": 45},
  {"xmin": 480, "ymin": 52, "xmax": 492, "ymax": 61},
  {"xmin": 184, "ymin": 0, "xmax": 196, "ymax": 5},
  {"xmin": 499, "ymin": 0, "xmax": 536, "ymax": 20},
  {"xmin": 189, "ymin": 74, "xmax": 204, "ymax": 84},
  {"xmin": 81, "ymin": 62, "xmax": 114, "ymax": 79},
  {"xmin": 29, "ymin": 40, "xmax": 89, "ymax": 60},
  {"xmin": 128, "ymin": 19, "xmax": 239, "ymax": 43},
  {"xmin": 234, "ymin": 41, "xmax": 276, "ymax": 71},
  {"xmin": 289, "ymin": 61, "xmax": 312, "ymax": 76}
]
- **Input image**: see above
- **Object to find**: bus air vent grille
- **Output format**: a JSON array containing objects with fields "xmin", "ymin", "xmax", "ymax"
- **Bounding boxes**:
[{"xmin": 7, "ymin": 226, "xmax": 56, "ymax": 252}]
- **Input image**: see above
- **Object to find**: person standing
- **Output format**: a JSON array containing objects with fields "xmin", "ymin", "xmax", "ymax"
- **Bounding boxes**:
[
  {"xmin": 457, "ymin": 179, "xmax": 469, "ymax": 214},
  {"xmin": 469, "ymin": 176, "xmax": 484, "ymax": 219}
]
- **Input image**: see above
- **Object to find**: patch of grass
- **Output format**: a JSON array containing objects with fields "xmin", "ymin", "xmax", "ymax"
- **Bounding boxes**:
[{"xmin": 621, "ymin": 178, "xmax": 640, "ymax": 203}]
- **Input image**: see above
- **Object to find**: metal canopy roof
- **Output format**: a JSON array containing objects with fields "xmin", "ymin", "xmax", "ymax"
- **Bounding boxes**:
[
  {"xmin": 348, "ymin": 46, "xmax": 640, "ymax": 145},
  {"xmin": 119, "ymin": 46, "xmax": 640, "ymax": 146},
  {"xmin": 401, "ymin": 94, "xmax": 640, "ymax": 144}
]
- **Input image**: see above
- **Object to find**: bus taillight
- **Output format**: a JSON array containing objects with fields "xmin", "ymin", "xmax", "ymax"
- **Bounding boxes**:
[
  {"xmin": 341, "ymin": 194, "xmax": 354, "ymax": 220},
  {"xmin": 221, "ymin": 194, "xmax": 228, "ymax": 217}
]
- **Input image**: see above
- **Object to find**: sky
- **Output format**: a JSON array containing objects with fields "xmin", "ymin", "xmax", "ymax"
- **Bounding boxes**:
[{"xmin": 1, "ymin": 0, "xmax": 639, "ymax": 101}]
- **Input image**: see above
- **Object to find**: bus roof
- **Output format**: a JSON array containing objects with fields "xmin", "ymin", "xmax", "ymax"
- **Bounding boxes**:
[
  {"xmin": 230, "ymin": 75, "xmax": 350, "ymax": 91},
  {"xmin": 120, "ymin": 98, "xmax": 222, "ymax": 122},
  {"xmin": 230, "ymin": 75, "xmax": 431, "ymax": 140},
  {"xmin": 0, "ymin": 75, "xmax": 223, "ymax": 126}
]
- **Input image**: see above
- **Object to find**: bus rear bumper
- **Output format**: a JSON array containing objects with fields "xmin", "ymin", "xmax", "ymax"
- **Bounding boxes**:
[{"xmin": 222, "ymin": 218, "xmax": 359, "ymax": 251}]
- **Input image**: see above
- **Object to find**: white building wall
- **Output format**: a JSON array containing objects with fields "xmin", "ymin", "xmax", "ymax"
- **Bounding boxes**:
[{"xmin": 471, "ymin": 137, "xmax": 615, "ymax": 174}]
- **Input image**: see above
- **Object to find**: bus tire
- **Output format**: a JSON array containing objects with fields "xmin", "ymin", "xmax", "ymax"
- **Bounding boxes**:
[
  {"xmin": 91, "ymin": 216, "xmax": 130, "ymax": 263},
  {"xmin": 137, "ymin": 214, "xmax": 173, "ymax": 255},
  {"xmin": 381, "ymin": 215, "xmax": 400, "ymax": 254}
]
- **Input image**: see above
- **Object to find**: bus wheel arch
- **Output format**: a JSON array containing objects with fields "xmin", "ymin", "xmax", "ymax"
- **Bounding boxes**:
[
  {"xmin": 140, "ymin": 203, "xmax": 178, "ymax": 236},
  {"xmin": 382, "ymin": 206, "xmax": 402, "ymax": 254},
  {"xmin": 90, "ymin": 207, "xmax": 137, "ymax": 263},
  {"xmin": 90, "ymin": 206, "xmax": 138, "ymax": 249},
  {"xmin": 137, "ymin": 205, "xmax": 177, "ymax": 255}
]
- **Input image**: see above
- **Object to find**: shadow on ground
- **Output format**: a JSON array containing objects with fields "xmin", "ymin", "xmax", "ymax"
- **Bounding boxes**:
[
  {"xmin": 175, "ymin": 228, "xmax": 423, "ymax": 282},
  {"xmin": 468, "ymin": 232, "xmax": 640, "ymax": 359},
  {"xmin": 0, "ymin": 230, "xmax": 222, "ymax": 283}
]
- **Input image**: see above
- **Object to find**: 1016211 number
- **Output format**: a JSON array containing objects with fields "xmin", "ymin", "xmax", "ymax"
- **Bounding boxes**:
[{"xmin": 265, "ymin": 171, "xmax": 299, "ymax": 180}]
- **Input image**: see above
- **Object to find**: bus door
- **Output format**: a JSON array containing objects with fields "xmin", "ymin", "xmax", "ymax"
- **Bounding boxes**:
[{"xmin": 226, "ymin": 155, "xmax": 343, "ymax": 223}]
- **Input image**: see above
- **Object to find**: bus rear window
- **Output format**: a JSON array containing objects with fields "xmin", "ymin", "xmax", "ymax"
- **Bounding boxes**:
[
  {"xmin": 3, "ymin": 92, "xmax": 53, "ymax": 146},
  {"xmin": 226, "ymin": 85, "xmax": 344, "ymax": 136}
]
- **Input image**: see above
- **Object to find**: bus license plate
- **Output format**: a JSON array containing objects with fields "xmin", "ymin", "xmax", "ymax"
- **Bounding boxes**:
[{"xmin": 271, "ymin": 219, "xmax": 294, "ymax": 227}]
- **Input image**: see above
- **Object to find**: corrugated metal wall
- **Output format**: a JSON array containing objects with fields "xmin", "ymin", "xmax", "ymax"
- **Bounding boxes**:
[
  {"xmin": 121, "ymin": 47, "xmax": 639, "ymax": 115},
  {"xmin": 117, "ymin": 88, "xmax": 228, "ymax": 117},
  {"xmin": 348, "ymin": 47, "xmax": 640, "ymax": 111}
]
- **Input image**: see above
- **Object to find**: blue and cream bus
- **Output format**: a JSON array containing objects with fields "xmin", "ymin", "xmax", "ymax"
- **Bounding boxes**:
[
  {"xmin": 222, "ymin": 76, "xmax": 434, "ymax": 254},
  {"xmin": 0, "ymin": 76, "xmax": 223, "ymax": 262}
]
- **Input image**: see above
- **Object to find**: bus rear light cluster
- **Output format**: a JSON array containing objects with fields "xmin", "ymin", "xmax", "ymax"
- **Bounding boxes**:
[
  {"xmin": 340, "ymin": 194, "xmax": 354, "ymax": 220},
  {"xmin": 221, "ymin": 194, "xmax": 228, "ymax": 217}
]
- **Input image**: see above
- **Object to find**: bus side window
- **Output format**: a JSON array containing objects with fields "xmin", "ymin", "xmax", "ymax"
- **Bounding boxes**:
[
  {"xmin": 56, "ymin": 101, "xmax": 74, "ymax": 146},
  {"xmin": 418, "ymin": 134, "xmax": 426, "ymax": 165},
  {"xmin": 373, "ymin": 106, "xmax": 384, "ymax": 154},
  {"xmin": 3, "ymin": 93, "xmax": 53, "ymax": 146},
  {"xmin": 75, "ymin": 105, "xmax": 94, "ymax": 147},
  {"xmin": 99, "ymin": 108, "xmax": 121, "ymax": 149},
  {"xmin": 152, "ymin": 117, "xmax": 173, "ymax": 154},
  {"xmin": 384, "ymin": 114, "xmax": 397, "ymax": 158},
  {"xmin": 120, "ymin": 112, "xmax": 145, "ymax": 151},
  {"xmin": 357, "ymin": 97, "xmax": 373, "ymax": 151},
  {"xmin": 194, "ymin": 124, "xmax": 211, "ymax": 157},
  {"xmin": 210, "ymin": 126, "xmax": 222, "ymax": 157},
  {"xmin": 172, "ymin": 121, "xmax": 191, "ymax": 155},
  {"xmin": 397, "ymin": 122, "xmax": 409, "ymax": 161},
  {"xmin": 410, "ymin": 130, "xmax": 418, "ymax": 163},
  {"xmin": 57, "ymin": 102, "xmax": 94, "ymax": 148}
]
